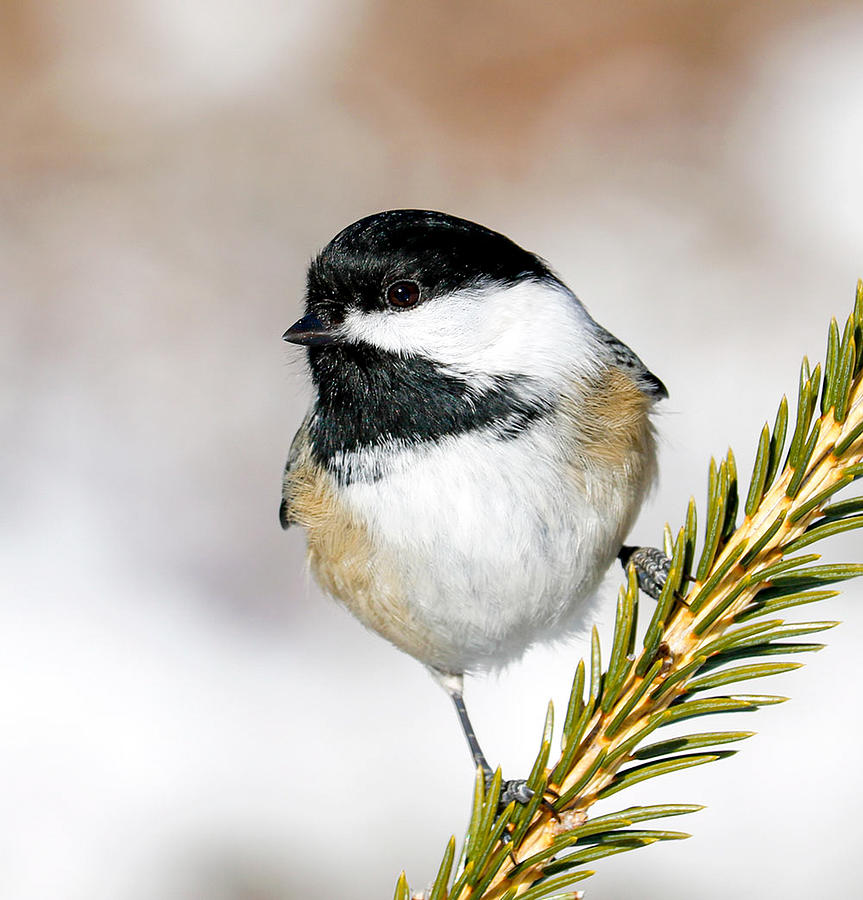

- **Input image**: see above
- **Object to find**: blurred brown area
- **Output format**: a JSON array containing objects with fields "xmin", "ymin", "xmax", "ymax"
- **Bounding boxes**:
[
  {"xmin": 342, "ymin": 0, "xmax": 763, "ymax": 163},
  {"xmin": 1, "ymin": 2, "xmax": 862, "ymax": 899},
  {"xmin": 0, "ymin": 1, "xmax": 845, "ymax": 172}
]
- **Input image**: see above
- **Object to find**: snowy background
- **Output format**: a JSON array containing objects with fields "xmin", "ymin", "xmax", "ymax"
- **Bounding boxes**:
[{"xmin": 2, "ymin": 2, "xmax": 862, "ymax": 898}]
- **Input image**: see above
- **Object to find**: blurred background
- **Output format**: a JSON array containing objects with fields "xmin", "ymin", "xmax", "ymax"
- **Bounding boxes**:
[{"xmin": 2, "ymin": 1, "xmax": 863, "ymax": 897}]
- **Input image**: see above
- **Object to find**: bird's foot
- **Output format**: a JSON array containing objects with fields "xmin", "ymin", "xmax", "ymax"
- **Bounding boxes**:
[
  {"xmin": 488, "ymin": 774, "xmax": 562, "ymax": 822},
  {"xmin": 497, "ymin": 777, "xmax": 534, "ymax": 806},
  {"xmin": 618, "ymin": 545, "xmax": 671, "ymax": 600}
]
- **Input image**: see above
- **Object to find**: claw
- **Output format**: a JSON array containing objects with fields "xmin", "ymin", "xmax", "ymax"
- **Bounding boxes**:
[
  {"xmin": 500, "ymin": 779, "xmax": 534, "ymax": 806},
  {"xmin": 492, "ymin": 776, "xmax": 561, "ymax": 819},
  {"xmin": 618, "ymin": 545, "xmax": 671, "ymax": 599}
]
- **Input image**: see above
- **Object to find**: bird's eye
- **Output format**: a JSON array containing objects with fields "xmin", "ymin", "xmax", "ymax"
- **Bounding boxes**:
[{"xmin": 386, "ymin": 280, "xmax": 421, "ymax": 308}]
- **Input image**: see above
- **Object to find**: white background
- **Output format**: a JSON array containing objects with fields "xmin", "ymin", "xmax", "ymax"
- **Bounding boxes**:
[{"xmin": 2, "ymin": 2, "xmax": 862, "ymax": 898}]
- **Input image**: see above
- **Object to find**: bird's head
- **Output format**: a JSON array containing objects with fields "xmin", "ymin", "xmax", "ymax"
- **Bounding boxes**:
[{"xmin": 284, "ymin": 210, "xmax": 603, "ymax": 393}]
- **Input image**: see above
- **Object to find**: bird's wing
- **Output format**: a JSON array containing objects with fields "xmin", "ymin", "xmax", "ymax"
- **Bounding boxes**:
[
  {"xmin": 596, "ymin": 326, "xmax": 667, "ymax": 400},
  {"xmin": 280, "ymin": 410, "xmax": 313, "ymax": 530}
]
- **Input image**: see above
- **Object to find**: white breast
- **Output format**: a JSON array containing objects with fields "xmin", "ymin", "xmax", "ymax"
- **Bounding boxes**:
[
  {"xmin": 338, "ymin": 418, "xmax": 646, "ymax": 674},
  {"xmin": 313, "ymin": 278, "xmax": 658, "ymax": 673}
]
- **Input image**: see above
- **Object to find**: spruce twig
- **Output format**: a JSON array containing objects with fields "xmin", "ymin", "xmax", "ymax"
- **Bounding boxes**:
[{"xmin": 399, "ymin": 282, "xmax": 863, "ymax": 900}]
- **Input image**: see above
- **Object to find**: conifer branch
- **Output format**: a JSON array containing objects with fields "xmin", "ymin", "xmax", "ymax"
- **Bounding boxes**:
[{"xmin": 396, "ymin": 280, "xmax": 863, "ymax": 900}]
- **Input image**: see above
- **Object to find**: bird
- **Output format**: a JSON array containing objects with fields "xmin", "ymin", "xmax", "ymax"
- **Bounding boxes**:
[{"xmin": 280, "ymin": 209, "xmax": 668, "ymax": 803}]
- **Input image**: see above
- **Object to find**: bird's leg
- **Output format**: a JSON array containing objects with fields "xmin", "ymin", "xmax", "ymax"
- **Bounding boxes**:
[
  {"xmin": 450, "ymin": 690, "xmax": 493, "ymax": 780},
  {"xmin": 618, "ymin": 544, "xmax": 672, "ymax": 599},
  {"xmin": 432, "ymin": 670, "xmax": 534, "ymax": 806}
]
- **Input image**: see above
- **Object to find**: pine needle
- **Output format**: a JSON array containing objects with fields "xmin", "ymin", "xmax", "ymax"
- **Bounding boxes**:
[{"xmin": 395, "ymin": 283, "xmax": 863, "ymax": 900}]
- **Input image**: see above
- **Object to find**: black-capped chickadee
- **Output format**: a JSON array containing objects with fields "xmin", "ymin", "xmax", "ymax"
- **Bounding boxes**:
[{"xmin": 281, "ymin": 210, "xmax": 667, "ymax": 800}]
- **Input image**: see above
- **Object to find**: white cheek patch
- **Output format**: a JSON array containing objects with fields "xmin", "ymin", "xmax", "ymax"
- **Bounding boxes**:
[{"xmin": 339, "ymin": 281, "xmax": 602, "ymax": 386}]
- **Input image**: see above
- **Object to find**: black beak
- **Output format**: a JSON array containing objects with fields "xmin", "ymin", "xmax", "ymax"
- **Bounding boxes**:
[{"xmin": 282, "ymin": 314, "xmax": 337, "ymax": 346}]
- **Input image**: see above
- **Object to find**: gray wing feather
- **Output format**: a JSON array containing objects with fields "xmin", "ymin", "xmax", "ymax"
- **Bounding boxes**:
[
  {"xmin": 280, "ymin": 411, "xmax": 312, "ymax": 530},
  {"xmin": 596, "ymin": 327, "xmax": 667, "ymax": 400}
]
